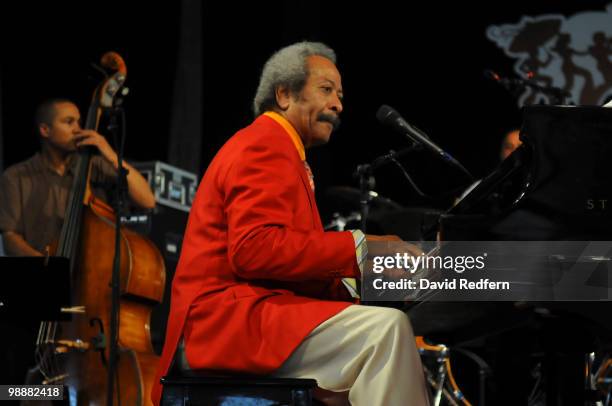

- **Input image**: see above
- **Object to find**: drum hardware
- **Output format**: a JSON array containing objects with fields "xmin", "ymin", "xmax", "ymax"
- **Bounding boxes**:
[
  {"xmin": 324, "ymin": 211, "xmax": 361, "ymax": 231},
  {"xmin": 42, "ymin": 373, "xmax": 69, "ymax": 385},
  {"xmin": 590, "ymin": 352, "xmax": 612, "ymax": 406},
  {"xmin": 417, "ymin": 336, "xmax": 491, "ymax": 406}
]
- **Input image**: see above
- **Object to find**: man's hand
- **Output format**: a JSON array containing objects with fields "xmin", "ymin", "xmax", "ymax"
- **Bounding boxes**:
[
  {"xmin": 74, "ymin": 130, "xmax": 156, "ymax": 210},
  {"xmin": 364, "ymin": 234, "xmax": 426, "ymax": 302},
  {"xmin": 75, "ymin": 130, "xmax": 118, "ymax": 166},
  {"xmin": 365, "ymin": 234, "xmax": 402, "ymax": 242},
  {"xmin": 366, "ymin": 234, "xmax": 424, "ymax": 257},
  {"xmin": 2, "ymin": 231, "xmax": 43, "ymax": 256}
]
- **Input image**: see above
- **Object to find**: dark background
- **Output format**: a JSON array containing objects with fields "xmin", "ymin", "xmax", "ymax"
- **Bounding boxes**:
[
  {"xmin": 1, "ymin": 2, "xmax": 611, "ymax": 401},
  {"xmin": 2, "ymin": 1, "xmax": 610, "ymax": 218}
]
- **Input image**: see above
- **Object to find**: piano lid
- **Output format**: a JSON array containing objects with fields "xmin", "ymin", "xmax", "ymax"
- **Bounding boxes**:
[{"xmin": 442, "ymin": 105, "xmax": 612, "ymax": 240}]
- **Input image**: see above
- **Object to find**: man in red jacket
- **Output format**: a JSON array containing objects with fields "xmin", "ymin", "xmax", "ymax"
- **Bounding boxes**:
[{"xmin": 152, "ymin": 41, "xmax": 428, "ymax": 406}]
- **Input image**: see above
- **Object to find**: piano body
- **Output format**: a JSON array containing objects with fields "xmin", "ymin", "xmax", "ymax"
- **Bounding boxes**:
[
  {"xmin": 443, "ymin": 105, "xmax": 612, "ymax": 241},
  {"xmin": 417, "ymin": 106, "xmax": 612, "ymax": 405}
]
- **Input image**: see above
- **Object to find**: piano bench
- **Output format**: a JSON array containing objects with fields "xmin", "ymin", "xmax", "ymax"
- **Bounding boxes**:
[{"xmin": 160, "ymin": 374, "xmax": 318, "ymax": 406}]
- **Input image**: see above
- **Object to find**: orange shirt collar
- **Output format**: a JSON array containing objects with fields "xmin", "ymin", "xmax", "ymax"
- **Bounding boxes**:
[{"xmin": 263, "ymin": 111, "xmax": 305, "ymax": 161}]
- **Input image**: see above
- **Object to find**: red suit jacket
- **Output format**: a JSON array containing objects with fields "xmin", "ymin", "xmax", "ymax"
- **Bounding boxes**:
[{"xmin": 151, "ymin": 114, "xmax": 359, "ymax": 404}]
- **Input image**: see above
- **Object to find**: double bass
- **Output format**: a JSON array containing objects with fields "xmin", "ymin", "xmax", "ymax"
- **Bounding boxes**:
[{"xmin": 36, "ymin": 52, "xmax": 166, "ymax": 405}]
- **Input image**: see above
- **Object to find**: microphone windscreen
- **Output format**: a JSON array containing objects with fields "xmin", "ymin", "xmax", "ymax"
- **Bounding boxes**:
[
  {"xmin": 376, "ymin": 105, "xmax": 398, "ymax": 125},
  {"xmin": 483, "ymin": 69, "xmax": 500, "ymax": 82}
]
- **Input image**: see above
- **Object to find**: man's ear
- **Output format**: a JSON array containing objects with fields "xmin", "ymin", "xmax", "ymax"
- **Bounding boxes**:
[
  {"xmin": 275, "ymin": 85, "xmax": 292, "ymax": 111},
  {"xmin": 39, "ymin": 123, "xmax": 50, "ymax": 139}
]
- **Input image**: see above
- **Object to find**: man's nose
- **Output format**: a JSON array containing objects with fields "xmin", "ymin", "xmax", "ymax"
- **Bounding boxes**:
[{"xmin": 329, "ymin": 93, "xmax": 343, "ymax": 114}]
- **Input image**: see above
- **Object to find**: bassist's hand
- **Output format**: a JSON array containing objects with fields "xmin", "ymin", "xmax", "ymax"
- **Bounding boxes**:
[{"xmin": 74, "ymin": 130, "xmax": 118, "ymax": 167}]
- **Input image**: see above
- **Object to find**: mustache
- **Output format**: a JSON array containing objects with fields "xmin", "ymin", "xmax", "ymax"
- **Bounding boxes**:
[{"xmin": 317, "ymin": 113, "xmax": 341, "ymax": 130}]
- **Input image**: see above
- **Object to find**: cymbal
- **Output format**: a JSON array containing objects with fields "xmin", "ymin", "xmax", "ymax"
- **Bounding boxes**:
[{"xmin": 325, "ymin": 186, "xmax": 404, "ymax": 211}]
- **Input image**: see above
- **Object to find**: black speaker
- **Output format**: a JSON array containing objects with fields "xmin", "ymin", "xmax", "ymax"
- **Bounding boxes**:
[
  {"xmin": 122, "ymin": 203, "xmax": 189, "ymax": 354},
  {"xmin": 126, "ymin": 160, "xmax": 198, "ymax": 354}
]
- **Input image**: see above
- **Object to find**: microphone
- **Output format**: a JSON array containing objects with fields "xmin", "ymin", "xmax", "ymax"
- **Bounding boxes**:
[
  {"xmin": 376, "ymin": 104, "xmax": 475, "ymax": 181},
  {"xmin": 483, "ymin": 69, "xmax": 571, "ymax": 103},
  {"xmin": 484, "ymin": 69, "xmax": 508, "ymax": 83},
  {"xmin": 483, "ymin": 69, "xmax": 525, "ymax": 91},
  {"xmin": 377, "ymin": 105, "xmax": 451, "ymax": 159}
]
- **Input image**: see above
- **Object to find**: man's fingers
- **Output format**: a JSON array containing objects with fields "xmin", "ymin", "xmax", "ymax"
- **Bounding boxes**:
[
  {"xmin": 365, "ymin": 234, "xmax": 402, "ymax": 242},
  {"xmin": 75, "ymin": 137, "xmax": 94, "ymax": 145},
  {"xmin": 397, "ymin": 241, "xmax": 425, "ymax": 257}
]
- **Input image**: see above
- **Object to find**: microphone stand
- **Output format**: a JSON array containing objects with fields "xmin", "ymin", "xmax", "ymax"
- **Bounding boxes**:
[
  {"xmin": 487, "ymin": 70, "xmax": 571, "ymax": 105},
  {"xmin": 521, "ymin": 79, "xmax": 570, "ymax": 105},
  {"xmin": 354, "ymin": 164, "xmax": 375, "ymax": 233},
  {"xmin": 353, "ymin": 146, "xmax": 417, "ymax": 232},
  {"xmin": 106, "ymin": 103, "xmax": 128, "ymax": 406}
]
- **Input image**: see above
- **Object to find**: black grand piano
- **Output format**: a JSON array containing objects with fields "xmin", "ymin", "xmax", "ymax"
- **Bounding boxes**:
[
  {"xmin": 443, "ymin": 105, "xmax": 612, "ymax": 241},
  {"xmin": 412, "ymin": 105, "xmax": 612, "ymax": 406}
]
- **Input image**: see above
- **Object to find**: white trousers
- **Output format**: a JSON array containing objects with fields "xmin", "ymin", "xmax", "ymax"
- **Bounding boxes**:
[{"xmin": 273, "ymin": 305, "xmax": 429, "ymax": 406}]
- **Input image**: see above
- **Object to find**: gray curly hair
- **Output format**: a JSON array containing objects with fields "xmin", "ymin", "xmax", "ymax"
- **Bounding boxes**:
[{"xmin": 253, "ymin": 41, "xmax": 336, "ymax": 116}]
